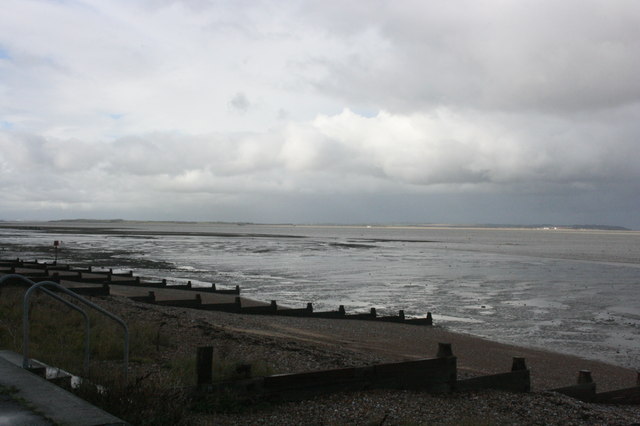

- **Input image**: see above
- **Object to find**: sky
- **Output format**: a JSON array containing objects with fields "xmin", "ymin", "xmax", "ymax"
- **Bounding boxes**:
[{"xmin": 1, "ymin": 0, "xmax": 640, "ymax": 228}]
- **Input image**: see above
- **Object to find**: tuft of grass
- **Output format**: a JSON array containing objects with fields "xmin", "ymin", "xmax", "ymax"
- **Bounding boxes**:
[
  {"xmin": 0, "ymin": 285, "xmax": 173, "ymax": 376},
  {"xmin": 0, "ymin": 284, "xmax": 277, "ymax": 422},
  {"xmin": 74, "ymin": 372, "xmax": 192, "ymax": 426}
]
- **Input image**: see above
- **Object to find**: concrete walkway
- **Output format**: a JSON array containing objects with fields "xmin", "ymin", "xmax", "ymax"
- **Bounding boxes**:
[{"xmin": 0, "ymin": 351, "xmax": 127, "ymax": 426}]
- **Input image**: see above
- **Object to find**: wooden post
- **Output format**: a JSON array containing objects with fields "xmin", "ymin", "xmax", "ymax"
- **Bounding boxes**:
[
  {"xmin": 437, "ymin": 343, "xmax": 453, "ymax": 358},
  {"xmin": 426, "ymin": 312, "xmax": 433, "ymax": 325},
  {"xmin": 399, "ymin": 310, "xmax": 405, "ymax": 320},
  {"xmin": 196, "ymin": 346, "xmax": 213, "ymax": 386},
  {"xmin": 512, "ymin": 357, "xmax": 527, "ymax": 371},
  {"xmin": 578, "ymin": 370, "xmax": 593, "ymax": 384}
]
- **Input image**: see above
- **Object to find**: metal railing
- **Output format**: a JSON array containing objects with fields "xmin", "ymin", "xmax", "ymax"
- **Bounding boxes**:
[{"xmin": 0, "ymin": 274, "xmax": 129, "ymax": 378}]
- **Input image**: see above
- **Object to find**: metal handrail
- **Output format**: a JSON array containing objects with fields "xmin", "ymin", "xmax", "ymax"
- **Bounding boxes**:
[
  {"xmin": 0, "ymin": 274, "xmax": 129, "ymax": 378},
  {"xmin": 0, "ymin": 274, "xmax": 91, "ymax": 374}
]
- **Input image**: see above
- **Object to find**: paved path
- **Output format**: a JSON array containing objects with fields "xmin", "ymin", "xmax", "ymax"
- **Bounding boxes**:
[{"xmin": 0, "ymin": 351, "xmax": 127, "ymax": 426}]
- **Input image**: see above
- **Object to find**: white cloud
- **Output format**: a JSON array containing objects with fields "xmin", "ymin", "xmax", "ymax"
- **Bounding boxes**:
[{"xmin": 1, "ymin": 0, "xmax": 639, "ymax": 226}]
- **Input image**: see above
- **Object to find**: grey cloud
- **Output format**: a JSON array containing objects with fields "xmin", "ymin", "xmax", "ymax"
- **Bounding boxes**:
[
  {"xmin": 298, "ymin": 0, "xmax": 640, "ymax": 114},
  {"xmin": 228, "ymin": 92, "xmax": 250, "ymax": 113}
]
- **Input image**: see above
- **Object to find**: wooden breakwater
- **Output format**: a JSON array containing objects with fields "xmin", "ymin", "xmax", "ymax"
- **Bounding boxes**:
[
  {"xmin": 195, "ymin": 342, "xmax": 639, "ymax": 406},
  {"xmin": 552, "ymin": 370, "xmax": 640, "ymax": 405},
  {"xmin": 196, "ymin": 343, "xmax": 530, "ymax": 402},
  {"xmin": 0, "ymin": 258, "xmax": 433, "ymax": 325}
]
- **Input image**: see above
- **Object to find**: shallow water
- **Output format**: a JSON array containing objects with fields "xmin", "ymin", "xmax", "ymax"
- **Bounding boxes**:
[{"xmin": 1, "ymin": 222, "xmax": 639, "ymax": 369}]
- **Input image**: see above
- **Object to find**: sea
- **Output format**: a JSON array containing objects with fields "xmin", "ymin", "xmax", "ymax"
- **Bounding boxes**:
[{"xmin": 1, "ymin": 221, "xmax": 639, "ymax": 369}]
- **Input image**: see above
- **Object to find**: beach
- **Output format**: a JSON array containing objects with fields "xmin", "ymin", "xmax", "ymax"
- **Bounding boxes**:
[
  {"xmin": 90, "ymin": 293, "xmax": 640, "ymax": 424},
  {"xmin": 2, "ymin": 221, "xmax": 640, "ymax": 423}
]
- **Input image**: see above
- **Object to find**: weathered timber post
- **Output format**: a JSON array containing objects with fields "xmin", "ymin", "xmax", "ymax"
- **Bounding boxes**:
[
  {"xmin": 196, "ymin": 346, "xmax": 213, "ymax": 387},
  {"xmin": 235, "ymin": 285, "xmax": 240, "ymax": 293},
  {"xmin": 511, "ymin": 357, "xmax": 527, "ymax": 371},
  {"xmin": 235, "ymin": 364, "xmax": 252, "ymax": 379},
  {"xmin": 426, "ymin": 312, "xmax": 433, "ymax": 326},
  {"xmin": 306, "ymin": 302, "xmax": 313, "ymax": 313},
  {"xmin": 211, "ymin": 283, "xmax": 216, "ymax": 291},
  {"xmin": 399, "ymin": 310, "xmax": 405, "ymax": 320},
  {"xmin": 135, "ymin": 276, "xmax": 140, "ymax": 284},
  {"xmin": 578, "ymin": 370, "xmax": 593, "ymax": 384},
  {"xmin": 370, "ymin": 307, "xmax": 377, "ymax": 317},
  {"xmin": 235, "ymin": 296, "xmax": 242, "ymax": 312},
  {"xmin": 187, "ymin": 281, "xmax": 192, "ymax": 288},
  {"xmin": 270, "ymin": 300, "xmax": 278, "ymax": 312},
  {"xmin": 437, "ymin": 343, "xmax": 453, "ymax": 358},
  {"xmin": 338, "ymin": 305, "xmax": 346, "ymax": 316},
  {"xmin": 161, "ymin": 279, "xmax": 167, "ymax": 287}
]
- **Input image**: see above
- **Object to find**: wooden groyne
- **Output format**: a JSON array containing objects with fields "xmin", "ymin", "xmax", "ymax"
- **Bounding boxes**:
[
  {"xmin": 0, "ymin": 258, "xmax": 433, "ymax": 326},
  {"xmin": 194, "ymin": 342, "xmax": 639, "ymax": 405},
  {"xmin": 197, "ymin": 343, "xmax": 529, "ymax": 402}
]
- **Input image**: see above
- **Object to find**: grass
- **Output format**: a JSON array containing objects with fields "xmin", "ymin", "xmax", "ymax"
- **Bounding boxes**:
[{"xmin": 0, "ymin": 284, "xmax": 276, "ymax": 424}]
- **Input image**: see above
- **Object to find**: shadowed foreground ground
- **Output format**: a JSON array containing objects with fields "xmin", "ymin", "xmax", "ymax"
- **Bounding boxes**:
[{"xmin": 76, "ymin": 294, "xmax": 640, "ymax": 425}]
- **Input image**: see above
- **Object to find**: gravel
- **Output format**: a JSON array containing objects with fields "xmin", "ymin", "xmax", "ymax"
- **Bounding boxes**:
[{"xmin": 88, "ymin": 295, "xmax": 640, "ymax": 425}]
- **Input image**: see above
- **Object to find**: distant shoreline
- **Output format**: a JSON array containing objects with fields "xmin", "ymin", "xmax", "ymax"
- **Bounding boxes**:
[{"xmin": 0, "ymin": 219, "xmax": 633, "ymax": 232}]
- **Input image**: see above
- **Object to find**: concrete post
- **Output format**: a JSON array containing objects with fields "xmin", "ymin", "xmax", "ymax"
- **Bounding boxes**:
[
  {"xmin": 437, "ymin": 343, "xmax": 453, "ymax": 358},
  {"xmin": 196, "ymin": 346, "xmax": 213, "ymax": 386}
]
